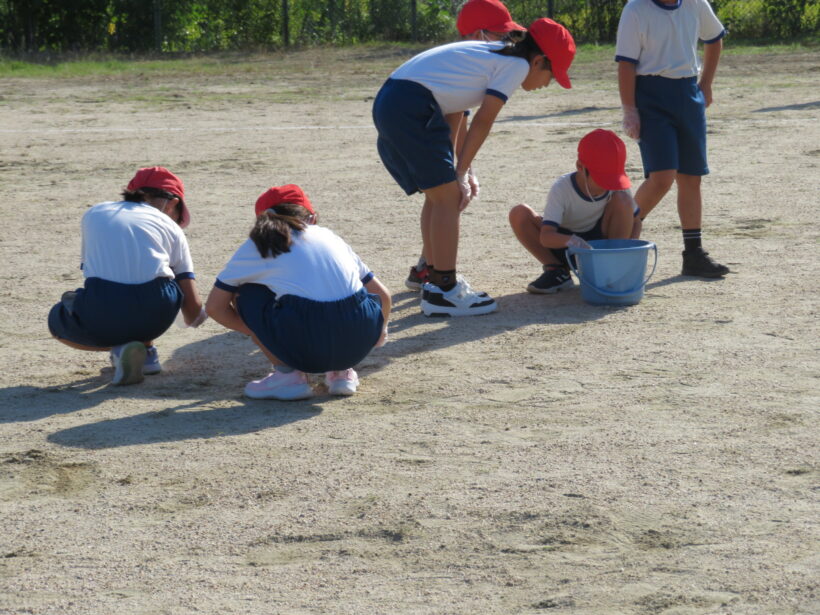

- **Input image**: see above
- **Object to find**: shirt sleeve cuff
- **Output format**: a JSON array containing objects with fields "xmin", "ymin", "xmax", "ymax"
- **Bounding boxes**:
[
  {"xmin": 486, "ymin": 89, "xmax": 508, "ymax": 103},
  {"xmin": 542, "ymin": 220, "xmax": 560, "ymax": 228},
  {"xmin": 701, "ymin": 29, "xmax": 726, "ymax": 44},
  {"xmin": 214, "ymin": 278, "xmax": 239, "ymax": 293},
  {"xmin": 615, "ymin": 55, "xmax": 639, "ymax": 64},
  {"xmin": 361, "ymin": 271, "xmax": 374, "ymax": 285},
  {"xmin": 174, "ymin": 271, "xmax": 195, "ymax": 281}
]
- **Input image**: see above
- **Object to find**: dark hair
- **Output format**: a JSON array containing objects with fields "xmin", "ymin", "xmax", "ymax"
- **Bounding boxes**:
[
  {"xmin": 122, "ymin": 187, "xmax": 183, "ymax": 224},
  {"xmin": 250, "ymin": 203, "xmax": 313, "ymax": 258},
  {"xmin": 492, "ymin": 32, "xmax": 551, "ymax": 69}
]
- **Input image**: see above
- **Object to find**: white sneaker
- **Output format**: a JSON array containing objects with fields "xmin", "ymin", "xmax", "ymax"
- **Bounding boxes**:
[
  {"xmin": 244, "ymin": 370, "xmax": 313, "ymax": 400},
  {"xmin": 420, "ymin": 278, "xmax": 497, "ymax": 317},
  {"xmin": 325, "ymin": 368, "xmax": 359, "ymax": 396},
  {"xmin": 110, "ymin": 341, "xmax": 147, "ymax": 386}
]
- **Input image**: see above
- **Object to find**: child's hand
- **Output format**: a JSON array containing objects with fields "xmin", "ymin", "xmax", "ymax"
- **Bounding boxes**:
[
  {"xmin": 457, "ymin": 172, "xmax": 472, "ymax": 211},
  {"xmin": 467, "ymin": 167, "xmax": 480, "ymax": 200},
  {"xmin": 567, "ymin": 235, "xmax": 592, "ymax": 250},
  {"xmin": 622, "ymin": 105, "xmax": 640, "ymax": 140},
  {"xmin": 375, "ymin": 326, "xmax": 388, "ymax": 348}
]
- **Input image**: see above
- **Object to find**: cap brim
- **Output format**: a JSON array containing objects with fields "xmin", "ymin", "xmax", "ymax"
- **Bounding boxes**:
[
  {"xmin": 553, "ymin": 66, "xmax": 572, "ymax": 89},
  {"xmin": 590, "ymin": 171, "xmax": 631, "ymax": 191}
]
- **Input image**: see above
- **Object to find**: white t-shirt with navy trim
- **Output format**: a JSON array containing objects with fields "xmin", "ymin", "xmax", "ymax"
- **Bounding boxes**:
[
  {"xmin": 215, "ymin": 225, "xmax": 373, "ymax": 301},
  {"xmin": 615, "ymin": 0, "xmax": 725, "ymax": 79},
  {"xmin": 80, "ymin": 201, "xmax": 195, "ymax": 284},
  {"xmin": 390, "ymin": 40, "xmax": 530, "ymax": 114},
  {"xmin": 542, "ymin": 173, "xmax": 639, "ymax": 233}
]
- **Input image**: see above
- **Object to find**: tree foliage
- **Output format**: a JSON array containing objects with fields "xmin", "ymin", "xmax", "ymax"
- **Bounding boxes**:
[{"xmin": 1, "ymin": 0, "xmax": 817, "ymax": 54}]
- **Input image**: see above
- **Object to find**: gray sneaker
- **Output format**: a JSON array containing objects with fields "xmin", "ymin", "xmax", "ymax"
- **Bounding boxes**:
[
  {"xmin": 526, "ymin": 265, "xmax": 574, "ymax": 294},
  {"xmin": 110, "ymin": 342, "xmax": 147, "ymax": 386}
]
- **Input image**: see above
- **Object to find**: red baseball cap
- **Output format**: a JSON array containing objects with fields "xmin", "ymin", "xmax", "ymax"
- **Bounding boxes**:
[
  {"xmin": 127, "ymin": 166, "xmax": 190, "ymax": 228},
  {"xmin": 457, "ymin": 0, "xmax": 524, "ymax": 36},
  {"xmin": 528, "ymin": 18, "xmax": 575, "ymax": 89},
  {"xmin": 577, "ymin": 129, "xmax": 631, "ymax": 191},
  {"xmin": 254, "ymin": 184, "xmax": 315, "ymax": 217}
]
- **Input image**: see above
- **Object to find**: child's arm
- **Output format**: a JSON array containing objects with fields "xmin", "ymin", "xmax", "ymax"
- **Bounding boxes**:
[
  {"xmin": 205, "ymin": 286, "xmax": 253, "ymax": 336},
  {"xmin": 618, "ymin": 61, "xmax": 640, "ymax": 139},
  {"xmin": 699, "ymin": 39, "xmax": 722, "ymax": 107},
  {"xmin": 539, "ymin": 226, "xmax": 589, "ymax": 250},
  {"xmin": 456, "ymin": 95, "xmax": 505, "ymax": 177},
  {"xmin": 177, "ymin": 278, "xmax": 207, "ymax": 326},
  {"xmin": 364, "ymin": 276, "xmax": 391, "ymax": 347}
]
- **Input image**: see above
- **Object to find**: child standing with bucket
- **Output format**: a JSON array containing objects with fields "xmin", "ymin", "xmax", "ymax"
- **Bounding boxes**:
[
  {"xmin": 373, "ymin": 18, "xmax": 576, "ymax": 316},
  {"xmin": 205, "ymin": 185, "xmax": 390, "ymax": 400},
  {"xmin": 616, "ymin": 0, "xmax": 729, "ymax": 278},
  {"xmin": 508, "ymin": 129, "xmax": 642, "ymax": 293}
]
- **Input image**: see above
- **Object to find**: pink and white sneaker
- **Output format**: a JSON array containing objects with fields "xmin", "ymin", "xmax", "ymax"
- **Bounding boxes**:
[
  {"xmin": 325, "ymin": 368, "xmax": 359, "ymax": 396},
  {"xmin": 244, "ymin": 370, "xmax": 313, "ymax": 400}
]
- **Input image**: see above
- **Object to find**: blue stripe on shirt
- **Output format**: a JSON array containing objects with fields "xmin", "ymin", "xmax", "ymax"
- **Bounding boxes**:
[
  {"xmin": 214, "ymin": 278, "xmax": 239, "ymax": 293},
  {"xmin": 701, "ymin": 29, "xmax": 726, "ymax": 44},
  {"xmin": 615, "ymin": 55, "xmax": 639, "ymax": 64},
  {"xmin": 486, "ymin": 89, "xmax": 508, "ymax": 103}
]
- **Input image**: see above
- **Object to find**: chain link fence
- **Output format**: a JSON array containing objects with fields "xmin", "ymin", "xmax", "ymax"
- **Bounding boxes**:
[{"xmin": 1, "ymin": 0, "xmax": 818, "ymax": 54}]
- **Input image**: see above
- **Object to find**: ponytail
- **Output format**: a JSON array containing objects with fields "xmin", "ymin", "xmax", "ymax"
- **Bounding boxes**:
[
  {"xmin": 250, "ymin": 203, "xmax": 312, "ymax": 258},
  {"xmin": 492, "ymin": 32, "xmax": 550, "ymax": 67}
]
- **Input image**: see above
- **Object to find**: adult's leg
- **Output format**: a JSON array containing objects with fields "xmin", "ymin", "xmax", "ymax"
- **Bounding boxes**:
[
  {"xmin": 508, "ymin": 204, "xmax": 562, "ymax": 266},
  {"xmin": 633, "ymin": 169, "xmax": 676, "ymax": 220}
]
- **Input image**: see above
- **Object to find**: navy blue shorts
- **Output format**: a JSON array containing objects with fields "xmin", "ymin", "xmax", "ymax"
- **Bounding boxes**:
[
  {"xmin": 48, "ymin": 277, "xmax": 182, "ymax": 348},
  {"xmin": 636, "ymin": 75, "xmax": 708, "ymax": 177},
  {"xmin": 372, "ymin": 78, "xmax": 456, "ymax": 195},
  {"xmin": 236, "ymin": 284, "xmax": 384, "ymax": 374},
  {"xmin": 548, "ymin": 216, "xmax": 605, "ymax": 268}
]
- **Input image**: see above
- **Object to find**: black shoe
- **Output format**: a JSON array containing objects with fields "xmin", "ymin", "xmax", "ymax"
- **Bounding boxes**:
[
  {"xmin": 681, "ymin": 248, "xmax": 729, "ymax": 278},
  {"xmin": 526, "ymin": 265, "xmax": 574, "ymax": 294},
  {"xmin": 405, "ymin": 265, "xmax": 428, "ymax": 291}
]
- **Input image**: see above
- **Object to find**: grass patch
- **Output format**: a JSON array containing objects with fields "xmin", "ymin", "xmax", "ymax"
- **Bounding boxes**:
[{"xmin": 1, "ymin": 41, "xmax": 816, "ymax": 79}]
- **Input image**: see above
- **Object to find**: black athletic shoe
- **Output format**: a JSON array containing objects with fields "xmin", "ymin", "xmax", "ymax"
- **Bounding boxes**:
[
  {"xmin": 420, "ymin": 277, "xmax": 496, "ymax": 317},
  {"xmin": 526, "ymin": 265, "xmax": 574, "ymax": 294},
  {"xmin": 405, "ymin": 265, "xmax": 429, "ymax": 291},
  {"xmin": 681, "ymin": 248, "xmax": 729, "ymax": 278}
]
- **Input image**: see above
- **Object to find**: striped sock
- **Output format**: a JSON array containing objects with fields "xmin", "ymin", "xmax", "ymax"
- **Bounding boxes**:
[{"xmin": 682, "ymin": 228, "xmax": 702, "ymax": 252}]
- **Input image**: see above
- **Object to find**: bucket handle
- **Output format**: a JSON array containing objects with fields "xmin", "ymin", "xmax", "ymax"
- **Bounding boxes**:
[{"xmin": 567, "ymin": 243, "xmax": 658, "ymax": 298}]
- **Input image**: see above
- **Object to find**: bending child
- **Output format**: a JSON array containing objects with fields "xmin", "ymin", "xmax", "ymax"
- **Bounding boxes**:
[
  {"xmin": 373, "ymin": 17, "xmax": 576, "ymax": 316},
  {"xmin": 205, "ymin": 185, "xmax": 390, "ymax": 400},
  {"xmin": 509, "ymin": 129, "xmax": 641, "ymax": 293},
  {"xmin": 48, "ymin": 166, "xmax": 207, "ymax": 386},
  {"xmin": 616, "ymin": 0, "xmax": 729, "ymax": 277},
  {"xmin": 405, "ymin": 0, "xmax": 526, "ymax": 290}
]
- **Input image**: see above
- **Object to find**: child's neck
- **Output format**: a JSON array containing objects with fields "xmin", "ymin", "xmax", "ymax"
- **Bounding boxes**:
[{"xmin": 576, "ymin": 171, "xmax": 606, "ymax": 199}]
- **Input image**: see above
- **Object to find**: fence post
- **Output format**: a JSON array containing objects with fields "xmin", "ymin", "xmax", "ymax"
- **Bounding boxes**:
[
  {"xmin": 548, "ymin": 0, "xmax": 554, "ymax": 18},
  {"xmin": 411, "ymin": 0, "xmax": 417, "ymax": 41},
  {"xmin": 153, "ymin": 0, "xmax": 162, "ymax": 51},
  {"xmin": 282, "ymin": 0, "xmax": 290, "ymax": 46}
]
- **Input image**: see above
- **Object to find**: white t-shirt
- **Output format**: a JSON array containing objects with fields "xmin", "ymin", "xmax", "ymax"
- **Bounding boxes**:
[
  {"xmin": 390, "ymin": 40, "xmax": 530, "ymax": 114},
  {"xmin": 542, "ymin": 173, "xmax": 639, "ymax": 233},
  {"xmin": 615, "ymin": 0, "xmax": 725, "ymax": 79},
  {"xmin": 215, "ymin": 225, "xmax": 373, "ymax": 301},
  {"xmin": 80, "ymin": 201, "xmax": 194, "ymax": 284}
]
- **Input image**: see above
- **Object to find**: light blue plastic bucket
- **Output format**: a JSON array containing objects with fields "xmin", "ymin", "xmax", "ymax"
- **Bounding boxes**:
[{"xmin": 567, "ymin": 239, "xmax": 657, "ymax": 306}]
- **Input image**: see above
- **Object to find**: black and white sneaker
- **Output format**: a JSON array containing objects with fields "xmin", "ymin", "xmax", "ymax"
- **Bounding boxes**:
[
  {"xmin": 420, "ymin": 277, "xmax": 496, "ymax": 317},
  {"xmin": 681, "ymin": 248, "xmax": 729, "ymax": 278},
  {"xmin": 526, "ymin": 265, "xmax": 574, "ymax": 294}
]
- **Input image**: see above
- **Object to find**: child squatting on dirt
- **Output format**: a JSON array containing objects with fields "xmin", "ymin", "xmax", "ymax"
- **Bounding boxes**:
[
  {"xmin": 205, "ymin": 185, "xmax": 391, "ymax": 401},
  {"xmin": 47, "ymin": 166, "xmax": 207, "ymax": 386},
  {"xmin": 405, "ymin": 0, "xmax": 527, "ymax": 291},
  {"xmin": 508, "ymin": 129, "xmax": 642, "ymax": 293},
  {"xmin": 373, "ymin": 17, "xmax": 576, "ymax": 317}
]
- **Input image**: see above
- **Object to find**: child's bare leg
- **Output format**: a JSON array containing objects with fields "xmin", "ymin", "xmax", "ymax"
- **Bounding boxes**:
[
  {"xmin": 248, "ymin": 333, "xmax": 287, "ymax": 368},
  {"xmin": 634, "ymin": 169, "xmax": 676, "ymax": 219},
  {"xmin": 508, "ymin": 204, "xmax": 561, "ymax": 266},
  {"xmin": 675, "ymin": 173, "xmax": 703, "ymax": 229},
  {"xmin": 52, "ymin": 336, "xmax": 110, "ymax": 352},
  {"xmin": 423, "ymin": 181, "xmax": 461, "ymax": 273},
  {"xmin": 420, "ymin": 195, "xmax": 433, "ymax": 266},
  {"xmin": 600, "ymin": 192, "xmax": 635, "ymax": 239}
]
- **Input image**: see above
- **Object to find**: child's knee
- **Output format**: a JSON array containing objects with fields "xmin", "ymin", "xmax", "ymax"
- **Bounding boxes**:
[
  {"xmin": 508, "ymin": 203, "xmax": 536, "ymax": 228},
  {"xmin": 648, "ymin": 170, "xmax": 676, "ymax": 192}
]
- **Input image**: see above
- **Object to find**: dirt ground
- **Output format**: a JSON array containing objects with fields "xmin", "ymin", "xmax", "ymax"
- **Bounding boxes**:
[{"xmin": 0, "ymin": 46, "xmax": 818, "ymax": 614}]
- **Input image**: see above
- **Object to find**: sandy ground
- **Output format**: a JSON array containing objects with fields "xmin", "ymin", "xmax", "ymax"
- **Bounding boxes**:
[{"xmin": 0, "ymin": 47, "xmax": 818, "ymax": 614}]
